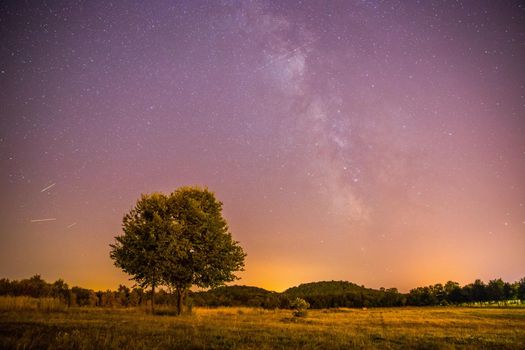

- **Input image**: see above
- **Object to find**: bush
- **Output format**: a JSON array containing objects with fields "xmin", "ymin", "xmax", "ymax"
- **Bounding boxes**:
[{"xmin": 290, "ymin": 297, "xmax": 309, "ymax": 317}]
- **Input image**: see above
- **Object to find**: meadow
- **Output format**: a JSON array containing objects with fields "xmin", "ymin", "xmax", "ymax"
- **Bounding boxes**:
[{"xmin": 1, "ymin": 297, "xmax": 524, "ymax": 349}]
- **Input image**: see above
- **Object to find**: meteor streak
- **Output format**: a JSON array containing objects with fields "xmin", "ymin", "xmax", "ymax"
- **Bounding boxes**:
[
  {"xmin": 40, "ymin": 183, "xmax": 56, "ymax": 192},
  {"xmin": 30, "ymin": 218, "xmax": 57, "ymax": 223}
]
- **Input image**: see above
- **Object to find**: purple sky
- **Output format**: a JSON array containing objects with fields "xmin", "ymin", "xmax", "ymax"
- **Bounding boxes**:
[{"xmin": 1, "ymin": 1, "xmax": 524, "ymax": 292}]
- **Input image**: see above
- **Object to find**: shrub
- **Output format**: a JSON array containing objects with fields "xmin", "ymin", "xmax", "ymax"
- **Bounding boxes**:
[{"xmin": 290, "ymin": 297, "xmax": 309, "ymax": 317}]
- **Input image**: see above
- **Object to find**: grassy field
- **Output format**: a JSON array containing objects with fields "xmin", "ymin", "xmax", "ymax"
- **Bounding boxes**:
[{"xmin": 1, "ymin": 303, "xmax": 524, "ymax": 349}]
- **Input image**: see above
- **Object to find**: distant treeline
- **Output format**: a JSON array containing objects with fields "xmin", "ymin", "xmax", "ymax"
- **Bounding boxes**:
[
  {"xmin": 284, "ymin": 279, "xmax": 525, "ymax": 308},
  {"xmin": 1, "ymin": 276, "xmax": 524, "ymax": 309},
  {"xmin": 192, "ymin": 279, "xmax": 525, "ymax": 308},
  {"xmin": 0, "ymin": 276, "xmax": 164, "ymax": 308}
]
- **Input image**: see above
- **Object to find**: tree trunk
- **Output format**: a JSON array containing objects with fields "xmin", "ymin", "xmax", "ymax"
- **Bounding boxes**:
[
  {"xmin": 151, "ymin": 284, "xmax": 155, "ymax": 314},
  {"xmin": 176, "ymin": 288, "xmax": 185, "ymax": 315}
]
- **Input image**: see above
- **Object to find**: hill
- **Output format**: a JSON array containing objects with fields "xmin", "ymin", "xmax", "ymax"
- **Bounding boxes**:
[
  {"xmin": 284, "ymin": 280, "xmax": 367, "ymax": 296},
  {"xmin": 190, "ymin": 281, "xmax": 405, "ymax": 309},
  {"xmin": 283, "ymin": 280, "xmax": 404, "ymax": 308},
  {"xmin": 190, "ymin": 285, "xmax": 284, "ymax": 309}
]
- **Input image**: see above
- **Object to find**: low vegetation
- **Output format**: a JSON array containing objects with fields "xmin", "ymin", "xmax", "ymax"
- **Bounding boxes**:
[
  {"xmin": 1, "ymin": 303, "xmax": 524, "ymax": 349},
  {"xmin": 0, "ymin": 296, "xmax": 66, "ymax": 312},
  {"xmin": 1, "ymin": 277, "xmax": 524, "ymax": 349}
]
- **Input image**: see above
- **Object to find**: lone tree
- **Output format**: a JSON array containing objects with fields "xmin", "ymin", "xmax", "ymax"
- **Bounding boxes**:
[
  {"xmin": 109, "ymin": 186, "xmax": 246, "ymax": 314},
  {"xmin": 109, "ymin": 193, "xmax": 175, "ymax": 313},
  {"xmin": 163, "ymin": 187, "xmax": 246, "ymax": 314}
]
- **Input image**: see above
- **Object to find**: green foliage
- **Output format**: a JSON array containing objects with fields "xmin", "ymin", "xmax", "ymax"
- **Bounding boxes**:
[
  {"xmin": 191, "ymin": 285, "xmax": 282, "ymax": 309},
  {"xmin": 110, "ymin": 193, "xmax": 174, "ymax": 291},
  {"xmin": 290, "ymin": 297, "xmax": 309, "ymax": 310},
  {"xmin": 290, "ymin": 297, "xmax": 309, "ymax": 317},
  {"xmin": 109, "ymin": 186, "xmax": 246, "ymax": 314},
  {"xmin": 163, "ymin": 187, "xmax": 246, "ymax": 290},
  {"xmin": 407, "ymin": 278, "xmax": 525, "ymax": 306},
  {"xmin": 285, "ymin": 281, "xmax": 364, "ymax": 296},
  {"xmin": 70, "ymin": 287, "xmax": 97, "ymax": 307},
  {"xmin": 284, "ymin": 281, "xmax": 405, "ymax": 308}
]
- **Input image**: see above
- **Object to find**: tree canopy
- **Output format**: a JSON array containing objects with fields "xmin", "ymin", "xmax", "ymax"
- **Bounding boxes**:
[{"xmin": 109, "ymin": 186, "xmax": 246, "ymax": 313}]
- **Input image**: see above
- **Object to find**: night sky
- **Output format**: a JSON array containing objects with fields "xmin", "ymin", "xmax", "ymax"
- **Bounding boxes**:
[{"xmin": 1, "ymin": 1, "xmax": 524, "ymax": 292}]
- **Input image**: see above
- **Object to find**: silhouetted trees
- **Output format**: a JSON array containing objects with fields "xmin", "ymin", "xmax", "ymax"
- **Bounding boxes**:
[
  {"xmin": 519, "ymin": 278, "xmax": 525, "ymax": 300},
  {"xmin": 1, "ymin": 276, "xmax": 524, "ymax": 309},
  {"xmin": 190, "ymin": 285, "xmax": 283, "ymax": 309},
  {"xmin": 406, "ymin": 278, "xmax": 525, "ymax": 306},
  {"xmin": 0, "ymin": 276, "xmax": 154, "ymax": 308},
  {"xmin": 281, "ymin": 281, "xmax": 406, "ymax": 308}
]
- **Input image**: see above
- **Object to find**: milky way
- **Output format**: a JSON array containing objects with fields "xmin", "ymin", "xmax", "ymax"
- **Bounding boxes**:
[{"xmin": 1, "ymin": 1, "xmax": 524, "ymax": 291}]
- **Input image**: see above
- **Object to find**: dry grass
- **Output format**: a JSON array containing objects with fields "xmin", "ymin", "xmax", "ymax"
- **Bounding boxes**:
[
  {"xmin": 0, "ymin": 296, "xmax": 67, "ymax": 312},
  {"xmin": 0, "ymin": 302, "xmax": 524, "ymax": 349}
]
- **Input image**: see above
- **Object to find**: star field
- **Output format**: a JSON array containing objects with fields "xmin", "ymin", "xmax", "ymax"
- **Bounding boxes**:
[{"xmin": 1, "ymin": 0, "xmax": 524, "ymax": 291}]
